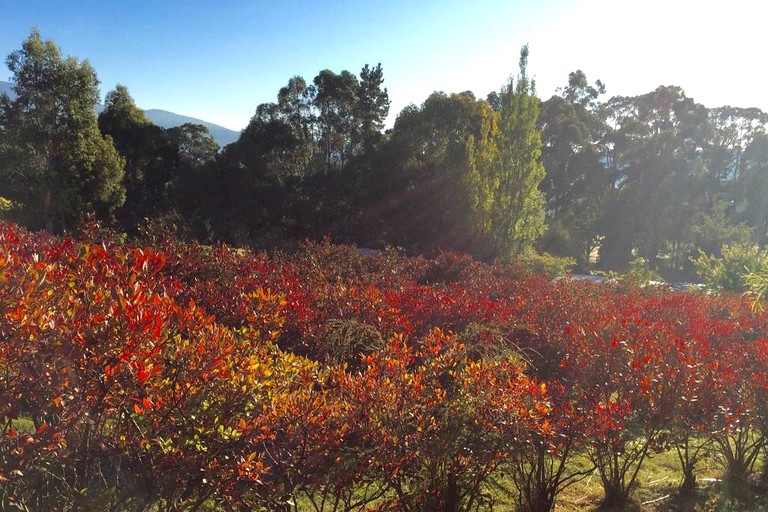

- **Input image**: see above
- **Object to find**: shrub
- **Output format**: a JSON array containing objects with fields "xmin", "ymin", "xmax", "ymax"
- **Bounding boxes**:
[
  {"xmin": 692, "ymin": 243, "xmax": 768, "ymax": 292},
  {"xmin": 515, "ymin": 247, "xmax": 576, "ymax": 278}
]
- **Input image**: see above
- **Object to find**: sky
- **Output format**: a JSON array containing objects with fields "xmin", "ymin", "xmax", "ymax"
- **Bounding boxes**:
[{"xmin": 1, "ymin": 0, "xmax": 766, "ymax": 132}]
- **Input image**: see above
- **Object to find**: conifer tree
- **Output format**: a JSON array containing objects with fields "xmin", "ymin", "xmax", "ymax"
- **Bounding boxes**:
[{"xmin": 467, "ymin": 46, "xmax": 547, "ymax": 259}]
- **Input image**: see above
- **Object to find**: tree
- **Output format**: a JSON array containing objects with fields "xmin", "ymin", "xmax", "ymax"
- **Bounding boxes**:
[
  {"xmin": 98, "ymin": 84, "xmax": 169, "ymax": 230},
  {"xmin": 356, "ymin": 63, "xmax": 390, "ymax": 152},
  {"xmin": 374, "ymin": 91, "xmax": 494, "ymax": 254},
  {"xmin": 312, "ymin": 69, "xmax": 360, "ymax": 172},
  {"xmin": 599, "ymin": 86, "xmax": 710, "ymax": 272},
  {"xmin": 537, "ymin": 71, "xmax": 611, "ymax": 270},
  {"xmin": 736, "ymin": 132, "xmax": 768, "ymax": 244},
  {"xmin": 166, "ymin": 123, "xmax": 219, "ymax": 168},
  {"xmin": 164, "ymin": 123, "xmax": 220, "ymax": 224},
  {"xmin": 0, "ymin": 30, "xmax": 124, "ymax": 232},
  {"xmin": 99, "ymin": 86, "xmax": 220, "ymax": 233},
  {"xmin": 99, "ymin": 84, "xmax": 151, "ymax": 132},
  {"xmin": 467, "ymin": 45, "xmax": 547, "ymax": 259},
  {"xmin": 692, "ymin": 242, "xmax": 768, "ymax": 292},
  {"xmin": 208, "ymin": 65, "xmax": 388, "ymax": 245},
  {"xmin": 561, "ymin": 69, "xmax": 605, "ymax": 110}
]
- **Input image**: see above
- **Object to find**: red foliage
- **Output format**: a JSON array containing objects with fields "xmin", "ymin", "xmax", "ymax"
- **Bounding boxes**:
[{"xmin": 2, "ymin": 222, "xmax": 768, "ymax": 510}]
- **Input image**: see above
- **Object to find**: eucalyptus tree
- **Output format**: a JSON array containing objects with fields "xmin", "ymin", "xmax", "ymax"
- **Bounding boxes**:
[
  {"xmin": 538, "ymin": 71, "xmax": 611, "ymax": 269},
  {"xmin": 599, "ymin": 86, "xmax": 710, "ymax": 271},
  {"xmin": 0, "ymin": 30, "xmax": 124, "ymax": 232}
]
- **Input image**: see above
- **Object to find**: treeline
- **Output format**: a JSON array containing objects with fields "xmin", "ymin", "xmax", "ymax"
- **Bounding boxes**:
[
  {"xmin": 538, "ymin": 74, "xmax": 768, "ymax": 278},
  {"xmin": 2, "ymin": 30, "xmax": 768, "ymax": 279}
]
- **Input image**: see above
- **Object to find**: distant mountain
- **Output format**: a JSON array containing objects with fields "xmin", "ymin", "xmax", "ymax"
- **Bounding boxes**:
[
  {"xmin": 0, "ymin": 80, "xmax": 12, "ymax": 98},
  {"xmin": 143, "ymin": 109, "xmax": 240, "ymax": 147},
  {"xmin": 0, "ymin": 81, "xmax": 241, "ymax": 148}
]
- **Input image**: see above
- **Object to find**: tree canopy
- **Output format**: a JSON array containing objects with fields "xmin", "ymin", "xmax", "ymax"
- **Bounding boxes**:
[
  {"xmin": 4, "ymin": 30, "xmax": 768, "ymax": 283},
  {"xmin": 0, "ymin": 29, "xmax": 125, "ymax": 232},
  {"xmin": 467, "ymin": 46, "xmax": 547, "ymax": 259}
]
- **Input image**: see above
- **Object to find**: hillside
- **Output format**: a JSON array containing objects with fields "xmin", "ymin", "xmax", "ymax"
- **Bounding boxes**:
[{"xmin": 143, "ymin": 109, "xmax": 240, "ymax": 147}]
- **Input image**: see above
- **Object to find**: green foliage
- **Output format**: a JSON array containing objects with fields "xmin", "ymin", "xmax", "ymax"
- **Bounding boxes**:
[
  {"xmin": 98, "ymin": 85, "xmax": 219, "ymax": 234},
  {"xmin": 515, "ymin": 247, "xmax": 575, "ymax": 278},
  {"xmin": 736, "ymin": 132, "xmax": 768, "ymax": 244},
  {"xmin": 467, "ymin": 46, "xmax": 547, "ymax": 260},
  {"xmin": 692, "ymin": 243, "xmax": 768, "ymax": 292},
  {"xmin": 689, "ymin": 201, "xmax": 753, "ymax": 262},
  {"xmin": 227, "ymin": 63, "xmax": 389, "ymax": 180},
  {"xmin": 599, "ymin": 86, "xmax": 710, "ymax": 272},
  {"xmin": 370, "ymin": 91, "xmax": 495, "ymax": 255},
  {"xmin": 204, "ymin": 64, "xmax": 390, "ymax": 245},
  {"xmin": 596, "ymin": 256, "xmax": 661, "ymax": 287},
  {"xmin": 0, "ymin": 29, "xmax": 125, "ymax": 232},
  {"xmin": 0, "ymin": 196, "xmax": 15, "ymax": 219},
  {"xmin": 623, "ymin": 256, "xmax": 662, "ymax": 287},
  {"xmin": 743, "ymin": 261, "xmax": 768, "ymax": 310},
  {"xmin": 538, "ymin": 71, "xmax": 611, "ymax": 271},
  {"xmin": 99, "ymin": 84, "xmax": 151, "ymax": 131},
  {"xmin": 9, "ymin": 30, "xmax": 768, "ymax": 289}
]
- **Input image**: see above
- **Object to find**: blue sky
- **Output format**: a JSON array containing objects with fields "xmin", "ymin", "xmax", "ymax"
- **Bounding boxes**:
[{"xmin": 1, "ymin": 0, "xmax": 765, "ymax": 131}]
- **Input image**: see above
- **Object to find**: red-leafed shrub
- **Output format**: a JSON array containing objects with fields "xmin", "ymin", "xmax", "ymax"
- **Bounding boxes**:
[
  {"xmin": 4, "ymin": 221, "xmax": 768, "ymax": 509},
  {"xmin": 344, "ymin": 329, "xmax": 544, "ymax": 512}
]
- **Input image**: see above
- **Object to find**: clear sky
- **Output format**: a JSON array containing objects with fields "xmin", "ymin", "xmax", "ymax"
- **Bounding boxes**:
[{"xmin": 1, "ymin": 0, "xmax": 765, "ymax": 131}]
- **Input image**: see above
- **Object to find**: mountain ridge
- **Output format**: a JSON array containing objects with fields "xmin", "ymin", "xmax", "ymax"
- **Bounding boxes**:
[{"xmin": 0, "ymin": 81, "xmax": 240, "ymax": 148}]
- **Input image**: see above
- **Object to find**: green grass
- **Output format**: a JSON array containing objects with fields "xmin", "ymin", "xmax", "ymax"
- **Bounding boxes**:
[
  {"xmin": 548, "ymin": 442, "xmax": 767, "ymax": 511},
  {"xmin": 5, "ymin": 417, "xmax": 768, "ymax": 511},
  {"xmin": 257, "ymin": 443, "xmax": 768, "ymax": 511}
]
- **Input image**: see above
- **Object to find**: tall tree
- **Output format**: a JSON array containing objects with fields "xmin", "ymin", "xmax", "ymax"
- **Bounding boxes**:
[
  {"xmin": 357, "ymin": 63, "xmax": 390, "ymax": 152},
  {"xmin": 312, "ymin": 69, "xmax": 361, "ymax": 172},
  {"xmin": 467, "ymin": 46, "xmax": 547, "ymax": 259},
  {"xmin": 737, "ymin": 132, "xmax": 768, "ymax": 244},
  {"xmin": 538, "ymin": 71, "xmax": 611, "ymax": 270},
  {"xmin": 167, "ymin": 123, "xmax": 219, "ymax": 168},
  {"xmin": 374, "ymin": 91, "xmax": 494, "ymax": 253},
  {"xmin": 209, "ymin": 65, "xmax": 389, "ymax": 245},
  {"xmin": 98, "ymin": 84, "xmax": 167, "ymax": 229},
  {"xmin": 562, "ymin": 69, "xmax": 605, "ymax": 110},
  {"xmin": 163, "ymin": 123, "xmax": 220, "ymax": 229},
  {"xmin": 0, "ymin": 30, "xmax": 125, "ymax": 232},
  {"xmin": 599, "ymin": 86, "xmax": 710, "ymax": 272}
]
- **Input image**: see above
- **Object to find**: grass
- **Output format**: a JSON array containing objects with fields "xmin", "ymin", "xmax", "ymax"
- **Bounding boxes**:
[
  {"xmin": 6, "ymin": 416, "xmax": 768, "ymax": 511},
  {"xmin": 548, "ymin": 441, "xmax": 768, "ymax": 512},
  {"xmin": 475, "ymin": 437, "xmax": 768, "ymax": 511}
]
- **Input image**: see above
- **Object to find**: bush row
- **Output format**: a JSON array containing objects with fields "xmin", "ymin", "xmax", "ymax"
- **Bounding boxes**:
[{"xmin": 2, "ymin": 222, "xmax": 768, "ymax": 511}]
